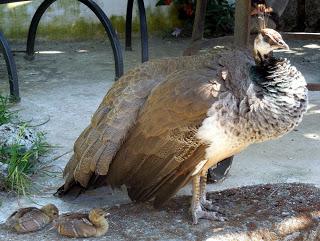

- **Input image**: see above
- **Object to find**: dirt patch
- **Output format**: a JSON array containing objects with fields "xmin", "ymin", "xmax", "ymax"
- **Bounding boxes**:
[{"xmin": 1, "ymin": 183, "xmax": 319, "ymax": 240}]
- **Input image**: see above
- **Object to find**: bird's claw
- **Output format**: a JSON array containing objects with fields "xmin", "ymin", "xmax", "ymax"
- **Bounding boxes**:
[
  {"xmin": 192, "ymin": 205, "xmax": 226, "ymax": 224},
  {"xmin": 201, "ymin": 199, "xmax": 219, "ymax": 212}
]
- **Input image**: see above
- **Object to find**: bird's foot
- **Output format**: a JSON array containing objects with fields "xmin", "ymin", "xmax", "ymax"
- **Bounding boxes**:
[
  {"xmin": 200, "ymin": 198, "xmax": 219, "ymax": 212},
  {"xmin": 192, "ymin": 204, "xmax": 226, "ymax": 225}
]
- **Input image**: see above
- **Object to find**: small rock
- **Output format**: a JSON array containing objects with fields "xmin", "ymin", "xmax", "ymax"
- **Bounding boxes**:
[
  {"xmin": 282, "ymin": 211, "xmax": 291, "ymax": 216},
  {"xmin": 171, "ymin": 28, "xmax": 182, "ymax": 37},
  {"xmin": 246, "ymin": 221, "xmax": 257, "ymax": 231},
  {"xmin": 283, "ymin": 232, "xmax": 301, "ymax": 241},
  {"xmin": 0, "ymin": 123, "xmax": 37, "ymax": 151},
  {"xmin": 0, "ymin": 162, "xmax": 8, "ymax": 189},
  {"xmin": 0, "ymin": 162, "xmax": 8, "ymax": 175},
  {"xmin": 212, "ymin": 227, "xmax": 224, "ymax": 233}
]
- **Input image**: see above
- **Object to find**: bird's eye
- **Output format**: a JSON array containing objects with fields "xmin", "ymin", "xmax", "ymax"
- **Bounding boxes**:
[{"xmin": 263, "ymin": 36, "xmax": 269, "ymax": 42}]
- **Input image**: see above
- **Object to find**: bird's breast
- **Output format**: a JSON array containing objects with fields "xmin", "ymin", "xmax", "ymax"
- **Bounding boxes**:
[{"xmin": 196, "ymin": 96, "xmax": 251, "ymax": 170}]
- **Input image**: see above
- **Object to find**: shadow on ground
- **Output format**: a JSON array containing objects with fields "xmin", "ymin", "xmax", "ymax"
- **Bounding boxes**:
[{"xmin": 0, "ymin": 183, "xmax": 319, "ymax": 241}]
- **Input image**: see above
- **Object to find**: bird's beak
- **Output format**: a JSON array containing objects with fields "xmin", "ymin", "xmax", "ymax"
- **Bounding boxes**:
[
  {"xmin": 281, "ymin": 42, "xmax": 290, "ymax": 50},
  {"xmin": 276, "ymin": 40, "xmax": 290, "ymax": 50}
]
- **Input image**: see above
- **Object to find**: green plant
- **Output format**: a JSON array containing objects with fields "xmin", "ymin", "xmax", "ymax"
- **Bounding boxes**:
[
  {"xmin": 0, "ymin": 96, "xmax": 15, "ymax": 125},
  {"xmin": 0, "ymin": 131, "xmax": 52, "ymax": 195},
  {"xmin": 156, "ymin": 0, "xmax": 235, "ymax": 37},
  {"xmin": 0, "ymin": 94, "xmax": 53, "ymax": 195},
  {"xmin": 205, "ymin": 0, "xmax": 235, "ymax": 37}
]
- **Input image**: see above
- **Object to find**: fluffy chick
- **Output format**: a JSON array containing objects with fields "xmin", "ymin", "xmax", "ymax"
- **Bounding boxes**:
[
  {"xmin": 53, "ymin": 208, "xmax": 109, "ymax": 238},
  {"xmin": 5, "ymin": 204, "xmax": 59, "ymax": 233}
]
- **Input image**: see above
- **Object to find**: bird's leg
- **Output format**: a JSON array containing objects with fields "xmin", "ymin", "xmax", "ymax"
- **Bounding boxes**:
[
  {"xmin": 191, "ymin": 172, "xmax": 225, "ymax": 224},
  {"xmin": 199, "ymin": 170, "xmax": 219, "ymax": 211}
]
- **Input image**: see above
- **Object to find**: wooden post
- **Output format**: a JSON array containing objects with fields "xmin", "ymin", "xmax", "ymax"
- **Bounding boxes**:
[
  {"xmin": 234, "ymin": 0, "xmax": 251, "ymax": 47},
  {"xmin": 191, "ymin": 0, "xmax": 208, "ymax": 42}
]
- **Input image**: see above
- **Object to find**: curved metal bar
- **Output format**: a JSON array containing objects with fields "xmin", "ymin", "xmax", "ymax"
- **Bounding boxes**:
[
  {"xmin": 25, "ymin": 0, "xmax": 124, "ymax": 79},
  {"xmin": 137, "ymin": 0, "xmax": 149, "ymax": 62},
  {"xmin": 0, "ymin": 32, "xmax": 20, "ymax": 101},
  {"xmin": 125, "ymin": 0, "xmax": 149, "ymax": 62},
  {"xmin": 207, "ymin": 156, "xmax": 233, "ymax": 183},
  {"xmin": 25, "ymin": 0, "xmax": 55, "ymax": 60},
  {"xmin": 79, "ymin": 0, "xmax": 123, "ymax": 79},
  {"xmin": 125, "ymin": 0, "xmax": 134, "ymax": 51}
]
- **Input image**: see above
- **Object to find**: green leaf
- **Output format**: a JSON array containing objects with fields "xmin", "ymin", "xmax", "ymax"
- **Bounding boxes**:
[{"xmin": 156, "ymin": 0, "xmax": 166, "ymax": 6}]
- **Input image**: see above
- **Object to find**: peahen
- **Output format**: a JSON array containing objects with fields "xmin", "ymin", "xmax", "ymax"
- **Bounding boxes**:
[{"xmin": 56, "ymin": 28, "xmax": 308, "ymax": 224}]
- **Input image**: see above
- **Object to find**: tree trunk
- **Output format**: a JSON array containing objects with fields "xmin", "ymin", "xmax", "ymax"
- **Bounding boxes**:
[
  {"xmin": 234, "ymin": 0, "xmax": 251, "ymax": 47},
  {"xmin": 191, "ymin": 0, "xmax": 208, "ymax": 42}
]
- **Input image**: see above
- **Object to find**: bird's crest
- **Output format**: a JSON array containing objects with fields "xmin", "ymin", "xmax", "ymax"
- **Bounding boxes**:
[{"xmin": 251, "ymin": 3, "xmax": 273, "ymax": 31}]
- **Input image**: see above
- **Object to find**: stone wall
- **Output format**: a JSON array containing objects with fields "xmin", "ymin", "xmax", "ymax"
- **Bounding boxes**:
[
  {"xmin": 1, "ymin": 0, "xmax": 318, "ymax": 40},
  {"xmin": 0, "ymin": 0, "xmax": 180, "ymax": 40}
]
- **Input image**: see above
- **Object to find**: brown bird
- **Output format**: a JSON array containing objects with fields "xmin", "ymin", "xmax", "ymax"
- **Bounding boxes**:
[
  {"xmin": 56, "ymin": 28, "xmax": 308, "ymax": 224},
  {"xmin": 53, "ymin": 208, "xmax": 109, "ymax": 238},
  {"xmin": 5, "ymin": 204, "xmax": 59, "ymax": 233}
]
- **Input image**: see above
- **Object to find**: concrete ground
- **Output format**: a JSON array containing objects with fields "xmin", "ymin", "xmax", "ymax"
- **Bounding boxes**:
[{"xmin": 0, "ymin": 36, "xmax": 319, "ymax": 240}]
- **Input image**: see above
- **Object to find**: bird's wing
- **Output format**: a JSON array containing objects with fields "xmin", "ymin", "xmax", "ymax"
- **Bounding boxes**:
[
  {"xmin": 56, "ymin": 218, "xmax": 97, "ymax": 238},
  {"xmin": 61, "ymin": 60, "xmax": 166, "ymax": 190},
  {"xmin": 106, "ymin": 66, "xmax": 227, "ymax": 206},
  {"xmin": 55, "ymin": 213, "xmax": 88, "ymax": 222},
  {"xmin": 17, "ymin": 209, "xmax": 50, "ymax": 232},
  {"xmin": 5, "ymin": 207, "xmax": 38, "ymax": 226},
  {"xmin": 7, "ymin": 207, "xmax": 36, "ymax": 219},
  {"xmin": 59, "ymin": 54, "xmax": 215, "ymax": 194}
]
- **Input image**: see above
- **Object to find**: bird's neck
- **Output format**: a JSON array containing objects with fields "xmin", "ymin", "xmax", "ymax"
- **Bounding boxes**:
[
  {"xmin": 253, "ymin": 49, "xmax": 273, "ymax": 65},
  {"xmin": 94, "ymin": 219, "xmax": 109, "ymax": 236},
  {"xmin": 251, "ymin": 57, "xmax": 306, "ymax": 94},
  {"xmin": 247, "ymin": 57, "xmax": 308, "ymax": 141},
  {"xmin": 94, "ymin": 218, "xmax": 108, "ymax": 228}
]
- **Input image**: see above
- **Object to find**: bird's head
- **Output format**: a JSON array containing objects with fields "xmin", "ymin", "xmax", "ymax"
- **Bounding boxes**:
[
  {"xmin": 88, "ymin": 208, "xmax": 109, "ymax": 225},
  {"xmin": 253, "ymin": 28, "xmax": 289, "ymax": 65},
  {"xmin": 41, "ymin": 204, "xmax": 59, "ymax": 219}
]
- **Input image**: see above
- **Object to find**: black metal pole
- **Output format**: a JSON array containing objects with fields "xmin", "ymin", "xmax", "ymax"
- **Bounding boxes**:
[
  {"xmin": 25, "ymin": 0, "xmax": 124, "ymax": 79},
  {"xmin": 125, "ymin": 0, "xmax": 134, "ymax": 51},
  {"xmin": 25, "ymin": 0, "xmax": 55, "ymax": 60},
  {"xmin": 0, "ymin": 32, "xmax": 20, "ymax": 101},
  {"xmin": 137, "ymin": 0, "xmax": 148, "ymax": 62},
  {"xmin": 79, "ymin": 0, "xmax": 124, "ymax": 79}
]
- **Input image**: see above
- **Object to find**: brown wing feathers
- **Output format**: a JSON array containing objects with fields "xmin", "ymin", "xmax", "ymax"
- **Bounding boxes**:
[
  {"xmin": 105, "ymin": 69, "xmax": 219, "ymax": 205},
  {"xmin": 60, "ymin": 54, "xmax": 222, "ymax": 203},
  {"xmin": 62, "ymin": 63, "xmax": 159, "ymax": 191}
]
